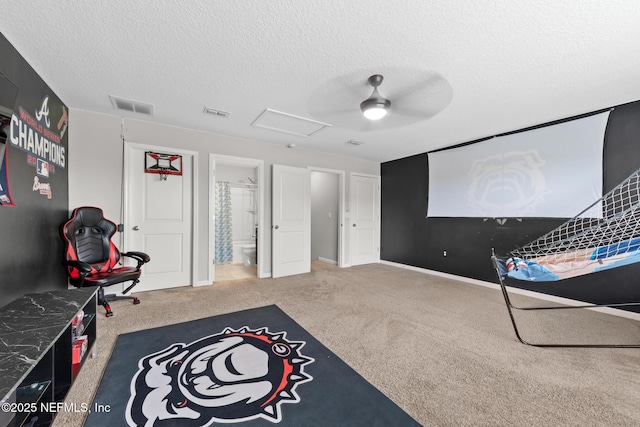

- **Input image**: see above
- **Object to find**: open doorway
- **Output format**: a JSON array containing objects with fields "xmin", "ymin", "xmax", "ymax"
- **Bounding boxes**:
[
  {"xmin": 271, "ymin": 164, "xmax": 345, "ymax": 278},
  {"xmin": 310, "ymin": 167, "xmax": 345, "ymax": 268},
  {"xmin": 209, "ymin": 154, "xmax": 265, "ymax": 283},
  {"xmin": 310, "ymin": 170, "xmax": 340, "ymax": 266}
]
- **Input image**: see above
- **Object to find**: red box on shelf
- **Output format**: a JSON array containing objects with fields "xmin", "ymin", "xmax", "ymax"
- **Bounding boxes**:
[{"xmin": 72, "ymin": 335, "xmax": 88, "ymax": 364}]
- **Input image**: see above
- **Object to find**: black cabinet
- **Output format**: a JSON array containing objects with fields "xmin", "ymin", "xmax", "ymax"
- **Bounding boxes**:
[{"xmin": 0, "ymin": 288, "xmax": 97, "ymax": 427}]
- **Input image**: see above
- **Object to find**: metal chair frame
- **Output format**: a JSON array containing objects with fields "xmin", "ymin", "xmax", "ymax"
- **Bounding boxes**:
[{"xmin": 491, "ymin": 255, "xmax": 640, "ymax": 348}]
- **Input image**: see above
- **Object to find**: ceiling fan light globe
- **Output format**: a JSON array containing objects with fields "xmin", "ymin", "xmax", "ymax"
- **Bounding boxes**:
[
  {"xmin": 362, "ymin": 106, "xmax": 388, "ymax": 120},
  {"xmin": 360, "ymin": 96, "xmax": 391, "ymax": 120}
]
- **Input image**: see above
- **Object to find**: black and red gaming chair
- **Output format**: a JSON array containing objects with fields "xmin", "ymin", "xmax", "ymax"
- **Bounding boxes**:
[{"xmin": 61, "ymin": 206, "xmax": 150, "ymax": 317}]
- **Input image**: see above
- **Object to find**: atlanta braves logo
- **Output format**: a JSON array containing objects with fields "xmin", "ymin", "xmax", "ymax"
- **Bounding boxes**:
[
  {"xmin": 126, "ymin": 326, "xmax": 314, "ymax": 426},
  {"xmin": 35, "ymin": 96, "xmax": 50, "ymax": 128}
]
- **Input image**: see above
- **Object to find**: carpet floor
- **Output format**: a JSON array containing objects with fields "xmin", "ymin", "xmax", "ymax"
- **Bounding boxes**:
[{"xmin": 55, "ymin": 261, "xmax": 640, "ymax": 426}]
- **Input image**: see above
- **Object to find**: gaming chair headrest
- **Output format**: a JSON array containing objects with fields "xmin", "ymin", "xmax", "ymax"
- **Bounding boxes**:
[{"xmin": 67, "ymin": 207, "xmax": 117, "ymax": 239}]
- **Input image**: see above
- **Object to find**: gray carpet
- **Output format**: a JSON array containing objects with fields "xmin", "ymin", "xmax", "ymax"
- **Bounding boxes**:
[{"xmin": 55, "ymin": 262, "xmax": 640, "ymax": 426}]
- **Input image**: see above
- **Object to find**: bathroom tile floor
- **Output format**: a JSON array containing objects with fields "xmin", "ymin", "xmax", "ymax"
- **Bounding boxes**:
[{"xmin": 215, "ymin": 263, "xmax": 257, "ymax": 282}]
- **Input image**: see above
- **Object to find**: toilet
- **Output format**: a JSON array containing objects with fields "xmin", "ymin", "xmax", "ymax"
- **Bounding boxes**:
[{"xmin": 241, "ymin": 244, "xmax": 256, "ymax": 266}]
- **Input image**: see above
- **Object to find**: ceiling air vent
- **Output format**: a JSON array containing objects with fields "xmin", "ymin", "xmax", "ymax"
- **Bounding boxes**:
[
  {"xmin": 347, "ymin": 139, "xmax": 365, "ymax": 146},
  {"xmin": 203, "ymin": 107, "xmax": 231, "ymax": 118},
  {"xmin": 109, "ymin": 95, "xmax": 154, "ymax": 115}
]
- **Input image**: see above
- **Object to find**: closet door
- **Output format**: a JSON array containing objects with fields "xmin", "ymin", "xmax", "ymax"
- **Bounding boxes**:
[{"xmin": 350, "ymin": 173, "xmax": 380, "ymax": 266}]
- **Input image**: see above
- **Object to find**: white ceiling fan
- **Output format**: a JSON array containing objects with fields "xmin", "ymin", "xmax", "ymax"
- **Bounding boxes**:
[{"xmin": 306, "ymin": 67, "xmax": 454, "ymax": 132}]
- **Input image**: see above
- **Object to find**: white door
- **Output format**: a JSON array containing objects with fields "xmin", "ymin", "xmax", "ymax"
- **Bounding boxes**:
[
  {"xmin": 272, "ymin": 165, "xmax": 311, "ymax": 278},
  {"xmin": 350, "ymin": 173, "xmax": 380, "ymax": 266},
  {"xmin": 125, "ymin": 144, "xmax": 193, "ymax": 292}
]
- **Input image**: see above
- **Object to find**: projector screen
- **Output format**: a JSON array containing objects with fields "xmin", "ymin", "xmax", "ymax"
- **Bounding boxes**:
[{"xmin": 427, "ymin": 111, "xmax": 610, "ymax": 218}]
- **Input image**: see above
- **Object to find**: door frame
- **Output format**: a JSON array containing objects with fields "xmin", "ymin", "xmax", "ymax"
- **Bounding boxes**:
[
  {"xmin": 208, "ymin": 154, "xmax": 266, "ymax": 282},
  {"xmin": 123, "ymin": 142, "xmax": 199, "ymax": 286},
  {"xmin": 308, "ymin": 167, "xmax": 346, "ymax": 268}
]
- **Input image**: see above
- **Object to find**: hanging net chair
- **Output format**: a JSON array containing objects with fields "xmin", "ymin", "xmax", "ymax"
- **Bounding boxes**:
[{"xmin": 491, "ymin": 167, "xmax": 640, "ymax": 347}]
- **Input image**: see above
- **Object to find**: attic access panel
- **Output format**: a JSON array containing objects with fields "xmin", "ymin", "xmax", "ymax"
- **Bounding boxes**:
[{"xmin": 251, "ymin": 109, "xmax": 331, "ymax": 137}]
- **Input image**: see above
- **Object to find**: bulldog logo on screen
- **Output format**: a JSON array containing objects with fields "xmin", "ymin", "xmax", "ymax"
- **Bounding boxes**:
[
  {"xmin": 467, "ymin": 150, "xmax": 547, "ymax": 216},
  {"xmin": 126, "ymin": 326, "xmax": 314, "ymax": 426}
]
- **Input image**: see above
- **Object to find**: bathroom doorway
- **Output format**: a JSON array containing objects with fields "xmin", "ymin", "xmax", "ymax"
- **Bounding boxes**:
[{"xmin": 209, "ymin": 154, "xmax": 265, "ymax": 283}]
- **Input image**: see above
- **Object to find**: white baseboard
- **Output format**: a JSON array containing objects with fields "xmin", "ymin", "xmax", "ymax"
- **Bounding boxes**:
[
  {"xmin": 380, "ymin": 260, "xmax": 640, "ymax": 322},
  {"xmin": 318, "ymin": 257, "xmax": 338, "ymax": 265},
  {"xmin": 194, "ymin": 280, "xmax": 212, "ymax": 287}
]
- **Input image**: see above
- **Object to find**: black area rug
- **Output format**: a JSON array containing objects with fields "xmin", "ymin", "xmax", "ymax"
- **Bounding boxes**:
[{"xmin": 85, "ymin": 305, "xmax": 421, "ymax": 426}]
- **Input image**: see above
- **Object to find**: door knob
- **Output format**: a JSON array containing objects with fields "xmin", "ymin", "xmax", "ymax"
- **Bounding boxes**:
[
  {"xmin": 352, "ymin": 223, "xmax": 357, "ymax": 227},
  {"xmin": 274, "ymin": 225, "xmax": 279, "ymax": 229},
  {"xmin": 132, "ymin": 226, "xmax": 140, "ymax": 231}
]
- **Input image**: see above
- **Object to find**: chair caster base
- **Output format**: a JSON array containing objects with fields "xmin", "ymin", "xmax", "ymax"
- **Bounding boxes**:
[{"xmin": 104, "ymin": 303, "xmax": 113, "ymax": 317}]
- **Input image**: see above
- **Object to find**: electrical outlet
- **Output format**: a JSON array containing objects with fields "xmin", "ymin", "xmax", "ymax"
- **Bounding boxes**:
[{"xmin": 443, "ymin": 250, "xmax": 447, "ymax": 257}]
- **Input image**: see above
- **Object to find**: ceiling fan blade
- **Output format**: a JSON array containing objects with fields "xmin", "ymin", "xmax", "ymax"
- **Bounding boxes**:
[
  {"xmin": 385, "ymin": 77, "xmax": 452, "ymax": 123},
  {"xmin": 390, "ymin": 74, "xmax": 441, "ymax": 100},
  {"xmin": 310, "ymin": 105, "xmax": 356, "ymax": 116}
]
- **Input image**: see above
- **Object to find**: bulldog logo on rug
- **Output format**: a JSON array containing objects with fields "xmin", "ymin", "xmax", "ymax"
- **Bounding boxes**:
[{"xmin": 126, "ymin": 326, "xmax": 314, "ymax": 425}]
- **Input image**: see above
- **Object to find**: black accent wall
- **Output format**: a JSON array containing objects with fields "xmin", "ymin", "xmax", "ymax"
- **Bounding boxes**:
[
  {"xmin": 381, "ymin": 100, "xmax": 640, "ymax": 312},
  {"xmin": 0, "ymin": 34, "xmax": 69, "ymax": 308}
]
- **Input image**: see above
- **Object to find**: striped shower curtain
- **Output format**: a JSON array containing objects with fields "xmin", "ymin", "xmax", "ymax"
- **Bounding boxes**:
[{"xmin": 215, "ymin": 181, "xmax": 233, "ymax": 264}]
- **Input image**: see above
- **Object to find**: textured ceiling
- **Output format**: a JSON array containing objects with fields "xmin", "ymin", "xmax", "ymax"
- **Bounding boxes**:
[{"xmin": 2, "ymin": 1, "xmax": 640, "ymax": 162}]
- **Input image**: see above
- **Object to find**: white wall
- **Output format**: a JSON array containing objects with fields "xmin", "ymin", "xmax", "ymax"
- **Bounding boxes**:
[
  {"xmin": 230, "ymin": 186, "xmax": 257, "ymax": 242},
  {"xmin": 68, "ymin": 109, "xmax": 379, "ymax": 282},
  {"xmin": 215, "ymin": 164, "xmax": 256, "ymax": 185}
]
